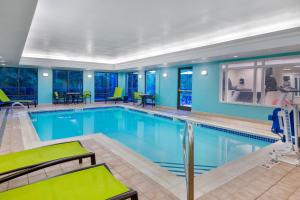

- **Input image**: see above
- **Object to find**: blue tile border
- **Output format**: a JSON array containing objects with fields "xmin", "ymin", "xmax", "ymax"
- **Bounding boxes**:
[
  {"xmin": 153, "ymin": 114, "xmax": 174, "ymax": 120},
  {"xmin": 199, "ymin": 124, "xmax": 278, "ymax": 143},
  {"xmin": 29, "ymin": 106, "xmax": 123, "ymax": 115},
  {"xmin": 127, "ymin": 108, "xmax": 148, "ymax": 114},
  {"xmin": 30, "ymin": 109, "xmax": 74, "ymax": 115}
]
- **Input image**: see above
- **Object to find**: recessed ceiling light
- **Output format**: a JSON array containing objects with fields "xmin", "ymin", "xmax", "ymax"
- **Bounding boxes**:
[
  {"xmin": 1, "ymin": 63, "xmax": 6, "ymax": 66},
  {"xmin": 293, "ymin": 66, "xmax": 300, "ymax": 68},
  {"xmin": 233, "ymin": 55, "xmax": 239, "ymax": 58},
  {"xmin": 283, "ymin": 68, "xmax": 291, "ymax": 71}
]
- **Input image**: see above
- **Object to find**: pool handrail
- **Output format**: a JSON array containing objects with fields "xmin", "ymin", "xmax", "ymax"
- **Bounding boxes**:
[{"xmin": 182, "ymin": 121, "xmax": 194, "ymax": 200}]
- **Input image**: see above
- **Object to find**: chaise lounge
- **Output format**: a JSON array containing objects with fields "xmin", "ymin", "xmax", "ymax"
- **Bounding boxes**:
[
  {"xmin": 0, "ymin": 141, "xmax": 96, "ymax": 183},
  {"xmin": 105, "ymin": 87, "xmax": 123, "ymax": 104},
  {"xmin": 0, "ymin": 89, "xmax": 37, "ymax": 109},
  {"xmin": 0, "ymin": 164, "xmax": 138, "ymax": 200}
]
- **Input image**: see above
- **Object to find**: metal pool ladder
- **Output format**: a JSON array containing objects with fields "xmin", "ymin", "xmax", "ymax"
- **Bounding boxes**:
[{"xmin": 182, "ymin": 121, "xmax": 194, "ymax": 200}]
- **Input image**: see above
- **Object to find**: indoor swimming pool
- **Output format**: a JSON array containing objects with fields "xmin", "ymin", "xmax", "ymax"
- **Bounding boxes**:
[{"xmin": 30, "ymin": 107, "xmax": 274, "ymax": 176}]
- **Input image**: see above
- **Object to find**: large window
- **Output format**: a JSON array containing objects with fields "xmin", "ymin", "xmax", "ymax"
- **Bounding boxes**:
[
  {"xmin": 178, "ymin": 67, "xmax": 193, "ymax": 110},
  {"xmin": 145, "ymin": 70, "xmax": 156, "ymax": 95},
  {"xmin": 94, "ymin": 72, "xmax": 118, "ymax": 101},
  {"xmin": 53, "ymin": 69, "xmax": 83, "ymax": 94},
  {"xmin": 221, "ymin": 56, "xmax": 300, "ymax": 106},
  {"xmin": 0, "ymin": 67, "xmax": 38, "ymax": 101},
  {"xmin": 126, "ymin": 72, "xmax": 138, "ymax": 101}
]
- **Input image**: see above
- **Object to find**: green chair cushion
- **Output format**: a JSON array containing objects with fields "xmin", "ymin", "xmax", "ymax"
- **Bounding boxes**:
[
  {"xmin": 83, "ymin": 91, "xmax": 91, "ymax": 98},
  {"xmin": 0, "ymin": 165, "xmax": 129, "ymax": 200},
  {"xmin": 107, "ymin": 96, "xmax": 120, "ymax": 100},
  {"xmin": 133, "ymin": 92, "xmax": 142, "ymax": 100},
  {"xmin": 0, "ymin": 89, "xmax": 11, "ymax": 102},
  {"xmin": 0, "ymin": 142, "xmax": 89, "ymax": 174},
  {"xmin": 113, "ymin": 87, "xmax": 123, "ymax": 98}
]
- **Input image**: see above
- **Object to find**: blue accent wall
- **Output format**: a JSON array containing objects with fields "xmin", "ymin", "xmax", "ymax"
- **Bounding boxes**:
[
  {"xmin": 83, "ymin": 71, "xmax": 95, "ymax": 102},
  {"xmin": 38, "ymin": 68, "xmax": 53, "ymax": 104},
  {"xmin": 157, "ymin": 67, "xmax": 177, "ymax": 108}
]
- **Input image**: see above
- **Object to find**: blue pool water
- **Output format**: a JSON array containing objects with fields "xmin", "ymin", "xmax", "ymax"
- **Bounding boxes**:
[{"xmin": 30, "ymin": 107, "xmax": 271, "ymax": 176}]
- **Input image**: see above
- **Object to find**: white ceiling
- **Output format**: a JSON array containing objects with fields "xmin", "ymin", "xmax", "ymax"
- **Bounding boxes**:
[
  {"xmin": 21, "ymin": 0, "xmax": 300, "ymax": 69},
  {"xmin": 0, "ymin": 0, "xmax": 37, "ymax": 65}
]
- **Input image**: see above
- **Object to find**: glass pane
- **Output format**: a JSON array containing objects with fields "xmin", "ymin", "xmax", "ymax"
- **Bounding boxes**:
[
  {"xmin": 178, "ymin": 68, "xmax": 192, "ymax": 108},
  {"xmin": 0, "ymin": 67, "xmax": 37, "ymax": 101},
  {"xmin": 263, "ymin": 67, "xmax": 300, "ymax": 106},
  {"xmin": 94, "ymin": 72, "xmax": 118, "ymax": 101},
  {"xmin": 145, "ymin": 70, "xmax": 156, "ymax": 95},
  {"xmin": 95, "ymin": 72, "xmax": 106, "ymax": 101},
  {"xmin": 19, "ymin": 68, "xmax": 38, "ymax": 100},
  {"xmin": 227, "ymin": 68, "xmax": 254, "ymax": 103},
  {"xmin": 179, "ymin": 91, "xmax": 192, "ymax": 107},
  {"xmin": 179, "ymin": 69, "xmax": 192, "ymax": 90},
  {"xmin": 108, "ymin": 73, "xmax": 118, "ymax": 97},
  {"xmin": 68, "ymin": 71, "xmax": 83, "ymax": 93},
  {"xmin": 126, "ymin": 72, "xmax": 138, "ymax": 101},
  {"xmin": 0, "ymin": 67, "xmax": 18, "ymax": 99},
  {"xmin": 53, "ymin": 70, "xmax": 68, "ymax": 94}
]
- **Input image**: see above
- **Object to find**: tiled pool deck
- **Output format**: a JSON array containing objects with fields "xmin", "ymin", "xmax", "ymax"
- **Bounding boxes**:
[{"xmin": 1, "ymin": 102, "xmax": 300, "ymax": 200}]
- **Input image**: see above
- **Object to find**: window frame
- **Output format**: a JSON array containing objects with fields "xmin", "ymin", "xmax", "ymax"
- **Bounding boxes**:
[
  {"xmin": 125, "ymin": 72, "xmax": 138, "ymax": 101},
  {"xmin": 145, "ymin": 70, "xmax": 156, "ymax": 95},
  {"xmin": 219, "ymin": 55, "xmax": 300, "ymax": 108},
  {"xmin": 177, "ymin": 67, "xmax": 193, "ymax": 111},
  {"xmin": 94, "ymin": 72, "xmax": 118, "ymax": 101},
  {"xmin": 0, "ymin": 67, "xmax": 38, "ymax": 102},
  {"xmin": 52, "ymin": 69, "xmax": 83, "ymax": 95}
]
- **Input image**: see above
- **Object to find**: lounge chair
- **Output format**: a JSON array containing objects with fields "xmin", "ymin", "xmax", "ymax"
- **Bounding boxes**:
[
  {"xmin": 105, "ymin": 87, "xmax": 123, "ymax": 104},
  {"xmin": 53, "ymin": 91, "xmax": 66, "ymax": 104},
  {"xmin": 133, "ymin": 92, "xmax": 142, "ymax": 105},
  {"xmin": 0, "ymin": 164, "xmax": 138, "ymax": 200},
  {"xmin": 0, "ymin": 141, "xmax": 96, "ymax": 183},
  {"xmin": 0, "ymin": 89, "xmax": 36, "ymax": 109},
  {"xmin": 83, "ymin": 90, "xmax": 92, "ymax": 103}
]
